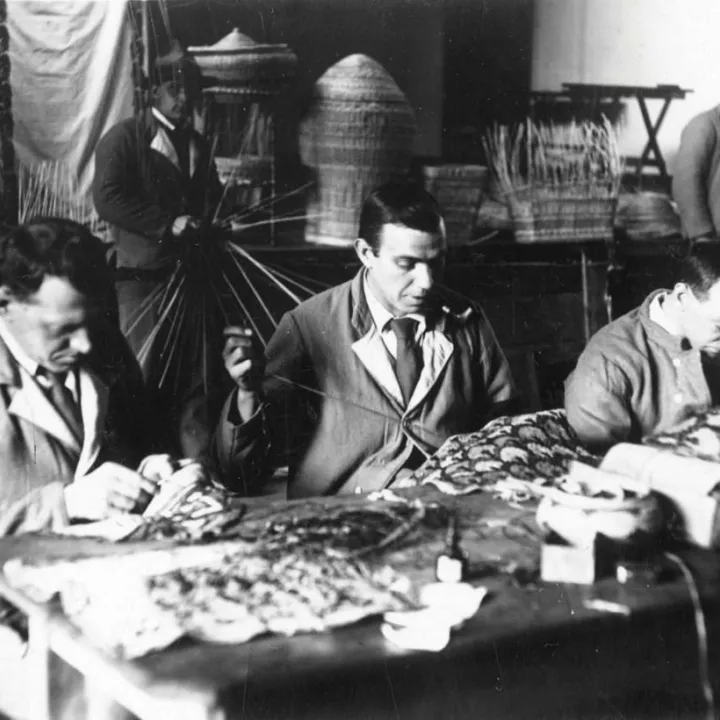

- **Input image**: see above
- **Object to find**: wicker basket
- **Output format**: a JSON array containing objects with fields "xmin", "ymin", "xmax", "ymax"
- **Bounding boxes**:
[
  {"xmin": 189, "ymin": 28, "xmax": 296, "ymax": 90},
  {"xmin": 615, "ymin": 191, "xmax": 681, "ymax": 242},
  {"xmin": 299, "ymin": 54, "xmax": 416, "ymax": 246},
  {"xmin": 423, "ymin": 165, "xmax": 488, "ymax": 246},
  {"xmin": 506, "ymin": 184, "xmax": 618, "ymax": 243}
]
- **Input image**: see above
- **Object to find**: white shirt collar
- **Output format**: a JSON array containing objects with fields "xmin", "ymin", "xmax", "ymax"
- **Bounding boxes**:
[
  {"xmin": 649, "ymin": 291, "xmax": 680, "ymax": 337},
  {"xmin": 363, "ymin": 275, "xmax": 426, "ymax": 334},
  {"xmin": 152, "ymin": 107, "xmax": 176, "ymax": 133},
  {"xmin": 0, "ymin": 318, "xmax": 40, "ymax": 378}
]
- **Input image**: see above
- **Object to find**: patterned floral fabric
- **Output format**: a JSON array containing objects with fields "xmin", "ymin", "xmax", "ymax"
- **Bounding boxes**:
[
  {"xmin": 413, "ymin": 409, "xmax": 601, "ymax": 495},
  {"xmin": 643, "ymin": 407, "xmax": 720, "ymax": 463}
]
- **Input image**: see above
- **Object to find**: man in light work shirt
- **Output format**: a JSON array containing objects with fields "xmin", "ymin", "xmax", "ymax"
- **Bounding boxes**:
[{"xmin": 565, "ymin": 247, "xmax": 720, "ymax": 452}]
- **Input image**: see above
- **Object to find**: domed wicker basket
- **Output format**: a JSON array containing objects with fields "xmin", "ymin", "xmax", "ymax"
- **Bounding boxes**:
[
  {"xmin": 299, "ymin": 54, "xmax": 416, "ymax": 246},
  {"xmin": 188, "ymin": 28, "xmax": 297, "ymax": 90}
]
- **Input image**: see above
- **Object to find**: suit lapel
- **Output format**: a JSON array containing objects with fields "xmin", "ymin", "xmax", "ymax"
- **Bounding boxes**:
[
  {"xmin": 407, "ymin": 328, "xmax": 454, "ymax": 413},
  {"xmin": 349, "ymin": 272, "xmax": 405, "ymax": 411},
  {"xmin": 74, "ymin": 368, "xmax": 110, "ymax": 478},
  {"xmin": 8, "ymin": 371, "xmax": 82, "ymax": 454},
  {"xmin": 150, "ymin": 126, "xmax": 180, "ymax": 171},
  {"xmin": 351, "ymin": 328, "xmax": 404, "ymax": 408}
]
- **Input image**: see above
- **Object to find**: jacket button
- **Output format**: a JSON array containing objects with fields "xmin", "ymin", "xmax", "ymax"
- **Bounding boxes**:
[{"xmin": 673, "ymin": 393, "xmax": 683, "ymax": 403}]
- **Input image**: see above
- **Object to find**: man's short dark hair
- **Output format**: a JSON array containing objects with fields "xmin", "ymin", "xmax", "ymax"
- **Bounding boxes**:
[
  {"xmin": 681, "ymin": 245, "xmax": 720, "ymax": 300},
  {"xmin": 358, "ymin": 180, "xmax": 444, "ymax": 252},
  {"xmin": 0, "ymin": 218, "xmax": 112, "ymax": 302}
]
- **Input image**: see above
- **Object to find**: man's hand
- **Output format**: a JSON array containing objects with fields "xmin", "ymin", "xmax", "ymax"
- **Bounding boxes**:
[
  {"xmin": 64, "ymin": 462, "xmax": 159, "ymax": 521},
  {"xmin": 223, "ymin": 326, "xmax": 261, "ymax": 422},
  {"xmin": 171, "ymin": 215, "xmax": 201, "ymax": 238},
  {"xmin": 137, "ymin": 453, "xmax": 177, "ymax": 483}
]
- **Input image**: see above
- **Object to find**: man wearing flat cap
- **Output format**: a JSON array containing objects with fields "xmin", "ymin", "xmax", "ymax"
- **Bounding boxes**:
[{"xmin": 93, "ymin": 40, "xmax": 222, "ymax": 455}]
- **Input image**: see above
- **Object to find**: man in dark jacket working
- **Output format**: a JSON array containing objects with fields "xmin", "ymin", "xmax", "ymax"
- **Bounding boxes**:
[
  {"xmin": 215, "ymin": 181, "xmax": 516, "ymax": 497},
  {"xmin": 93, "ymin": 43, "xmax": 221, "ymax": 454}
]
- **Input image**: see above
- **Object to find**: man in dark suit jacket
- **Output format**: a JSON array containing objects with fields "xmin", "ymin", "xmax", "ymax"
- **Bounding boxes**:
[
  {"xmin": 0, "ymin": 219, "xmax": 161, "ymax": 535},
  {"xmin": 92, "ymin": 45, "xmax": 221, "ymax": 454},
  {"xmin": 215, "ymin": 181, "xmax": 516, "ymax": 497}
]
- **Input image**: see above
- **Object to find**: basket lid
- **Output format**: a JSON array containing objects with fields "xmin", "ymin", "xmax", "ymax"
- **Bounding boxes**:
[
  {"xmin": 189, "ymin": 28, "xmax": 256, "ymax": 53},
  {"xmin": 314, "ymin": 54, "xmax": 410, "ymax": 105}
]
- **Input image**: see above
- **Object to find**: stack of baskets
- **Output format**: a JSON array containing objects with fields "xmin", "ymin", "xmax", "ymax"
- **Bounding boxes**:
[
  {"xmin": 299, "ymin": 54, "xmax": 416, "ymax": 246},
  {"xmin": 422, "ymin": 164, "xmax": 488, "ymax": 246}
]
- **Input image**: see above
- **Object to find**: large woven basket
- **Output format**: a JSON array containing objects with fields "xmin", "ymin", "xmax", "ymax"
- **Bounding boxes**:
[
  {"xmin": 423, "ymin": 165, "xmax": 488, "ymax": 246},
  {"xmin": 506, "ymin": 184, "xmax": 618, "ymax": 243},
  {"xmin": 300, "ymin": 54, "xmax": 416, "ymax": 246}
]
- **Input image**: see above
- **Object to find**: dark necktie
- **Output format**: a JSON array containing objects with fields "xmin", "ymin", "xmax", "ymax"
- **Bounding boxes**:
[
  {"xmin": 389, "ymin": 317, "xmax": 423, "ymax": 406},
  {"xmin": 39, "ymin": 370, "xmax": 84, "ymax": 446}
]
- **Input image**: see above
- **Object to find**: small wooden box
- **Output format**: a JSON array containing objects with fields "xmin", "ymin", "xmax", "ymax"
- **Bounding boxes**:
[{"xmin": 541, "ymin": 533, "xmax": 614, "ymax": 585}]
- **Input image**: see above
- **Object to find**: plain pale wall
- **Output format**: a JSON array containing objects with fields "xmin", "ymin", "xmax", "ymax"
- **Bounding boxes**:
[{"xmin": 532, "ymin": 0, "xmax": 720, "ymax": 173}]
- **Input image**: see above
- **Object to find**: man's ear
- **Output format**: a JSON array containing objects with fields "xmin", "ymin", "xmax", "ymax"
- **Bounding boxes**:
[
  {"xmin": 354, "ymin": 238, "xmax": 374, "ymax": 269},
  {"xmin": 673, "ymin": 282, "xmax": 692, "ymax": 305},
  {"xmin": 0, "ymin": 286, "xmax": 13, "ymax": 312}
]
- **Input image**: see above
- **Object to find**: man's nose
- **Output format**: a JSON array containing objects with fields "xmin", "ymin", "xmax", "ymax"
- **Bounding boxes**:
[
  {"xmin": 413, "ymin": 264, "xmax": 434, "ymax": 290},
  {"xmin": 70, "ymin": 328, "xmax": 92, "ymax": 355}
]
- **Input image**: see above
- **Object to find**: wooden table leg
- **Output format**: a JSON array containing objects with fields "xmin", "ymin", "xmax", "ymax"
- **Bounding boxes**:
[
  {"xmin": 580, "ymin": 246, "xmax": 610, "ymax": 342},
  {"xmin": 25, "ymin": 613, "xmax": 51, "ymax": 720}
]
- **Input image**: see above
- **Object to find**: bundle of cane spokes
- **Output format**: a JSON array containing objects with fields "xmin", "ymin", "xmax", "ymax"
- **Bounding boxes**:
[{"xmin": 130, "ymin": 184, "xmax": 329, "ymax": 399}]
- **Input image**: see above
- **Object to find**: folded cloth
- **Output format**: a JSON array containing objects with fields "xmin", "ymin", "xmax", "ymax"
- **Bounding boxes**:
[{"xmin": 382, "ymin": 583, "xmax": 487, "ymax": 652}]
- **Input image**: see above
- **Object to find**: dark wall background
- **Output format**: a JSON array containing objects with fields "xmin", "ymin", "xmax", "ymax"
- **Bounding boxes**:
[
  {"xmin": 143, "ymin": 0, "xmax": 535, "ymax": 164},
  {"xmin": 442, "ymin": 0, "xmax": 534, "ymax": 162}
]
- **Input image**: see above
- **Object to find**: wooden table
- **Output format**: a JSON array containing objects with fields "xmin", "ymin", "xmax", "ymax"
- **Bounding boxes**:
[{"xmin": 1, "ymin": 489, "xmax": 719, "ymax": 720}]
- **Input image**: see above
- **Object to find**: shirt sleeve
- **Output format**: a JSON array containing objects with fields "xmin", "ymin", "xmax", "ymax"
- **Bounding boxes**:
[
  {"xmin": 672, "ymin": 114, "xmax": 718, "ymax": 240},
  {"xmin": 213, "ymin": 311, "xmax": 308, "ymax": 494},
  {"xmin": 564, "ymin": 347, "xmax": 633, "ymax": 452},
  {"xmin": 477, "ymin": 307, "xmax": 516, "ymax": 416}
]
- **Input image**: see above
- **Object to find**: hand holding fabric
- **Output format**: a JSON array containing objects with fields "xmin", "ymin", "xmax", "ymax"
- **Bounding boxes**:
[{"xmin": 64, "ymin": 462, "xmax": 159, "ymax": 521}]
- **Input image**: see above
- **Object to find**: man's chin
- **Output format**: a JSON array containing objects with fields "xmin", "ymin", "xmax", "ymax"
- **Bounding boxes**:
[
  {"xmin": 48, "ymin": 357, "xmax": 80, "ymax": 371},
  {"xmin": 402, "ymin": 297, "xmax": 430, "ymax": 313}
]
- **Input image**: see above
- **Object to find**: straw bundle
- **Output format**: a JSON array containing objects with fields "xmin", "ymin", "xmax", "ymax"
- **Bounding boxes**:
[
  {"xmin": 483, "ymin": 118, "xmax": 623, "ymax": 243},
  {"xmin": 17, "ymin": 161, "xmax": 103, "ymax": 236}
]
